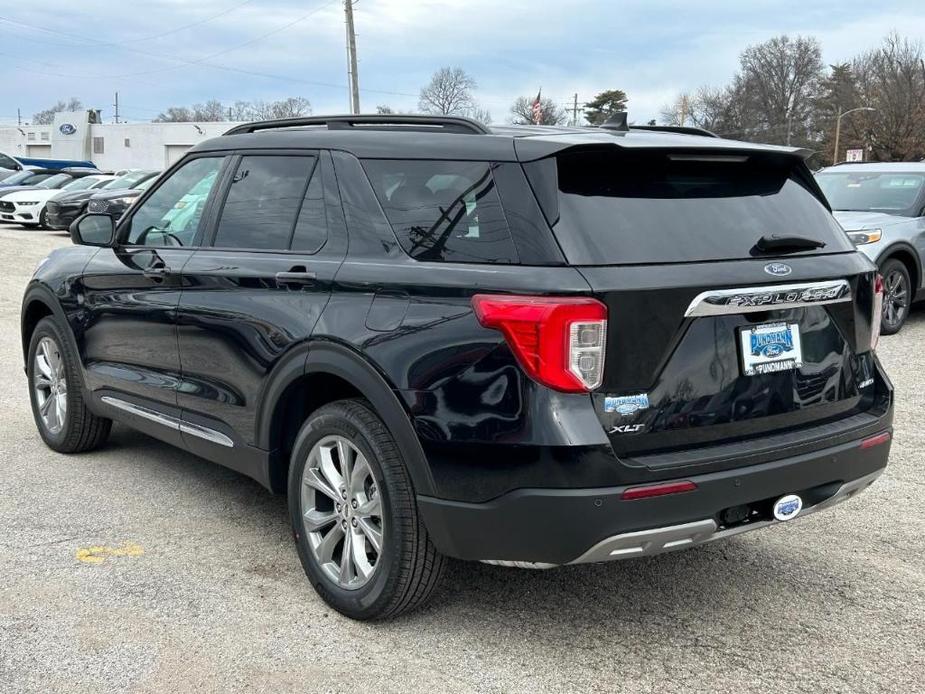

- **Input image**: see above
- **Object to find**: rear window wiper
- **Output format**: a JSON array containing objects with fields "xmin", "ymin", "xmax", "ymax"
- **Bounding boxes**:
[{"xmin": 754, "ymin": 234, "xmax": 826, "ymax": 253}]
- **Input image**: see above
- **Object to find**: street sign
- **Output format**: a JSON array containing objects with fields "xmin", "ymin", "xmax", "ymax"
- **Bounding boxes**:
[{"xmin": 845, "ymin": 148, "xmax": 864, "ymax": 162}]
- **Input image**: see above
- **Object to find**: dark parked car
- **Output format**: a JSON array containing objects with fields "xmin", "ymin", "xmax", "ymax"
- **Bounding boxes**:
[
  {"xmin": 86, "ymin": 174, "xmax": 159, "ymax": 220},
  {"xmin": 0, "ymin": 169, "xmax": 92, "ymax": 196},
  {"xmin": 45, "ymin": 169, "xmax": 159, "ymax": 230},
  {"xmin": 22, "ymin": 115, "xmax": 893, "ymax": 620}
]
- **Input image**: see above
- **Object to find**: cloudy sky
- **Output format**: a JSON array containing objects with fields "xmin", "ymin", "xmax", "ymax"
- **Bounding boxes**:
[{"xmin": 1, "ymin": 0, "xmax": 923, "ymax": 126}]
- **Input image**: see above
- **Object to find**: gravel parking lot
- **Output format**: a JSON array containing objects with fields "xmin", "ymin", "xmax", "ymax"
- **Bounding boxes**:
[{"xmin": 0, "ymin": 224, "xmax": 922, "ymax": 693}]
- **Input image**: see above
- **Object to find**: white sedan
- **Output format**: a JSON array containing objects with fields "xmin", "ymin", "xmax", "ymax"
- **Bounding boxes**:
[{"xmin": 0, "ymin": 174, "xmax": 115, "ymax": 228}]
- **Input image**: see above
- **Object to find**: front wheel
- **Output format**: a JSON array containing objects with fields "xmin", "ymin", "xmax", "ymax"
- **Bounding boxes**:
[
  {"xmin": 288, "ymin": 399, "xmax": 445, "ymax": 620},
  {"xmin": 880, "ymin": 258, "xmax": 911, "ymax": 335},
  {"xmin": 27, "ymin": 317, "xmax": 111, "ymax": 452}
]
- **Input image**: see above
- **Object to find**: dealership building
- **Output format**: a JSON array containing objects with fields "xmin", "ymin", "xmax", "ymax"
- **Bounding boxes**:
[{"xmin": 0, "ymin": 110, "xmax": 242, "ymax": 171}]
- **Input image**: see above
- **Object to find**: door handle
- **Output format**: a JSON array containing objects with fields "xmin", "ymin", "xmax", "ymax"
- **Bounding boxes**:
[
  {"xmin": 275, "ymin": 270, "xmax": 317, "ymax": 285},
  {"xmin": 143, "ymin": 265, "xmax": 171, "ymax": 279}
]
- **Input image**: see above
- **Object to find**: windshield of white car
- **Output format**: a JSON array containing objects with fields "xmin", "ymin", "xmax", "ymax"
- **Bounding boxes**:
[
  {"xmin": 36, "ymin": 174, "xmax": 72, "ymax": 189},
  {"xmin": 817, "ymin": 171, "xmax": 925, "ymax": 215}
]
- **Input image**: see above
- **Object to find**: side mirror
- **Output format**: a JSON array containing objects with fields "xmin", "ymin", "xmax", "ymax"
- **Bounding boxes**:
[{"xmin": 69, "ymin": 213, "xmax": 115, "ymax": 247}]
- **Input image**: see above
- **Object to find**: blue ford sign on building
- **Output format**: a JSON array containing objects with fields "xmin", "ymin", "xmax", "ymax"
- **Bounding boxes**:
[{"xmin": 58, "ymin": 123, "xmax": 77, "ymax": 135}]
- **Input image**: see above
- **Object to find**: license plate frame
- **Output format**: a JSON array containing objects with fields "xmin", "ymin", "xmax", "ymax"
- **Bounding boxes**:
[{"xmin": 739, "ymin": 322, "xmax": 803, "ymax": 376}]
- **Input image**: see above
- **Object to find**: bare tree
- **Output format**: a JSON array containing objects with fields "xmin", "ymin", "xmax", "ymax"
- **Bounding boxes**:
[
  {"xmin": 155, "ymin": 97, "xmax": 311, "ymax": 123},
  {"xmin": 660, "ymin": 87, "xmax": 729, "ymax": 131},
  {"xmin": 192, "ymin": 100, "xmax": 227, "ymax": 122},
  {"xmin": 376, "ymin": 105, "xmax": 395, "ymax": 114},
  {"xmin": 32, "ymin": 98, "xmax": 83, "ymax": 125},
  {"xmin": 465, "ymin": 105, "xmax": 492, "ymax": 125},
  {"xmin": 419, "ymin": 67, "xmax": 477, "ymax": 115},
  {"xmin": 510, "ymin": 96, "xmax": 567, "ymax": 125},
  {"xmin": 735, "ymin": 35, "xmax": 825, "ymax": 145},
  {"xmin": 853, "ymin": 34, "xmax": 925, "ymax": 161},
  {"xmin": 154, "ymin": 106, "xmax": 196, "ymax": 122}
]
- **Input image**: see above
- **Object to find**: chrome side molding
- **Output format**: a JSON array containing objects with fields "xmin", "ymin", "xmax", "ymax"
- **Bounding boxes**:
[
  {"xmin": 100, "ymin": 396, "xmax": 234, "ymax": 448},
  {"xmin": 684, "ymin": 279, "xmax": 852, "ymax": 317}
]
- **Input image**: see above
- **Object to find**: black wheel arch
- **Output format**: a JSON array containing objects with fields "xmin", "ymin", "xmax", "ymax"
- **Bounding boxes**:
[
  {"xmin": 21, "ymin": 283, "xmax": 81, "ymax": 374},
  {"xmin": 256, "ymin": 340, "xmax": 436, "ymax": 497}
]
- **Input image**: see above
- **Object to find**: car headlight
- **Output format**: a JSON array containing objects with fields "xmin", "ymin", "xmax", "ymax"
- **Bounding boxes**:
[
  {"xmin": 18, "ymin": 201, "xmax": 38, "ymax": 206},
  {"xmin": 847, "ymin": 229, "xmax": 882, "ymax": 245}
]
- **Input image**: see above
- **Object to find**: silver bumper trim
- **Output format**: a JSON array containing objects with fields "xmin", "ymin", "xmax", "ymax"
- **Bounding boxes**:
[{"xmin": 482, "ymin": 469, "xmax": 884, "ymax": 569}]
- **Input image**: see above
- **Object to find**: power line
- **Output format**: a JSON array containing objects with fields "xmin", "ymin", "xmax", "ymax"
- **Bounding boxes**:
[{"xmin": 0, "ymin": 5, "xmax": 418, "ymax": 100}]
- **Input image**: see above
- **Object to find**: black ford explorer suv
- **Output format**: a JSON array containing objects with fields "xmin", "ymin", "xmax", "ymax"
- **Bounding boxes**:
[{"xmin": 21, "ymin": 115, "xmax": 893, "ymax": 620}]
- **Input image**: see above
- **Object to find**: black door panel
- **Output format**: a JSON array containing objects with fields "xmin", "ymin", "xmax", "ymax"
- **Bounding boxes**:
[
  {"xmin": 176, "ymin": 150, "xmax": 347, "ymax": 446},
  {"xmin": 80, "ymin": 247, "xmax": 194, "ymax": 408}
]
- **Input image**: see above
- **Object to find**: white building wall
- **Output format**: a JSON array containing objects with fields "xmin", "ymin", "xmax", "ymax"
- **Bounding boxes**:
[
  {"xmin": 87, "ymin": 121, "xmax": 244, "ymax": 171},
  {"xmin": 0, "ymin": 125, "xmax": 54, "ymax": 162},
  {"xmin": 1, "ymin": 117, "xmax": 243, "ymax": 172}
]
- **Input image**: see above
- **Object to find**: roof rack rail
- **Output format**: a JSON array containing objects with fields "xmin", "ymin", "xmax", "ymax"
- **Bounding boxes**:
[
  {"xmin": 224, "ymin": 114, "xmax": 491, "ymax": 136},
  {"xmin": 632, "ymin": 125, "xmax": 719, "ymax": 138}
]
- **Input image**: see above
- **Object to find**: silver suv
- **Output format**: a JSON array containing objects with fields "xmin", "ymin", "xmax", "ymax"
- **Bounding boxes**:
[{"xmin": 817, "ymin": 162, "xmax": 925, "ymax": 334}]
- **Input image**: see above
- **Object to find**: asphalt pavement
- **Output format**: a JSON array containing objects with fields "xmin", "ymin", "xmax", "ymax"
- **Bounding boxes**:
[{"xmin": 0, "ymin": 224, "xmax": 922, "ymax": 693}]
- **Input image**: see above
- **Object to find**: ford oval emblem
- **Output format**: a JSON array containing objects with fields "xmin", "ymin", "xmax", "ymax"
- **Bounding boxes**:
[
  {"xmin": 773, "ymin": 494, "xmax": 803, "ymax": 521},
  {"xmin": 59, "ymin": 123, "xmax": 77, "ymax": 135},
  {"xmin": 764, "ymin": 262, "xmax": 792, "ymax": 277}
]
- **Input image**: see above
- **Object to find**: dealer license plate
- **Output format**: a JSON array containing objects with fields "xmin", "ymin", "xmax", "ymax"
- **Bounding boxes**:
[{"xmin": 739, "ymin": 322, "xmax": 803, "ymax": 376}]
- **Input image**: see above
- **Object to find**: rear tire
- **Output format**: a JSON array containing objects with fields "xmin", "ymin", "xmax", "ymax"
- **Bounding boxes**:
[
  {"xmin": 38, "ymin": 208, "xmax": 48, "ymax": 230},
  {"xmin": 27, "ymin": 317, "xmax": 111, "ymax": 453},
  {"xmin": 880, "ymin": 258, "xmax": 911, "ymax": 335},
  {"xmin": 288, "ymin": 399, "xmax": 445, "ymax": 620}
]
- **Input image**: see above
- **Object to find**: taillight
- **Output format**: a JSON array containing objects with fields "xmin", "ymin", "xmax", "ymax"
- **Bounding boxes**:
[
  {"xmin": 471, "ymin": 294, "xmax": 607, "ymax": 392},
  {"xmin": 871, "ymin": 273, "xmax": 884, "ymax": 350}
]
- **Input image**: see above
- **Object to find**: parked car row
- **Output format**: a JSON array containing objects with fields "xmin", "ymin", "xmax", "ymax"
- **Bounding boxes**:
[{"xmin": 0, "ymin": 167, "xmax": 160, "ymax": 229}]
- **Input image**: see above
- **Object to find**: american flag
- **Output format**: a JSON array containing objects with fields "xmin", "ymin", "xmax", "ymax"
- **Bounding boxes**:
[{"xmin": 532, "ymin": 88, "xmax": 542, "ymax": 125}]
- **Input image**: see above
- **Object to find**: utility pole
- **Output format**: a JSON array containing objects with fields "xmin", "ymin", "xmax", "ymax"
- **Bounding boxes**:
[
  {"xmin": 17, "ymin": 108, "xmax": 21, "ymax": 126},
  {"xmin": 572, "ymin": 93, "xmax": 579, "ymax": 126},
  {"xmin": 113, "ymin": 92, "xmax": 120, "ymax": 124},
  {"xmin": 679, "ymin": 94, "xmax": 689, "ymax": 126},
  {"xmin": 344, "ymin": 0, "xmax": 360, "ymax": 114}
]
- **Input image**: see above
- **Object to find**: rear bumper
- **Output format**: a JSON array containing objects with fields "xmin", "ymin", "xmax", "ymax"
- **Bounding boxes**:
[{"xmin": 418, "ymin": 430, "xmax": 892, "ymax": 565}]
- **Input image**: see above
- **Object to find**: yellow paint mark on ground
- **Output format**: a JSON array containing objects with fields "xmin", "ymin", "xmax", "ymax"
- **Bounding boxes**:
[{"xmin": 76, "ymin": 542, "xmax": 144, "ymax": 564}]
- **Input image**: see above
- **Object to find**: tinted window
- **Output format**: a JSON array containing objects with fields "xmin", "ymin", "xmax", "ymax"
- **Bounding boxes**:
[
  {"xmin": 528, "ymin": 150, "xmax": 851, "ymax": 265},
  {"xmin": 816, "ymin": 171, "xmax": 925, "ymax": 215},
  {"xmin": 213, "ymin": 156, "xmax": 315, "ymax": 250},
  {"xmin": 0, "ymin": 153, "xmax": 19, "ymax": 170},
  {"xmin": 290, "ymin": 166, "xmax": 327, "ymax": 252},
  {"xmin": 363, "ymin": 159, "xmax": 517, "ymax": 264},
  {"xmin": 126, "ymin": 157, "xmax": 223, "ymax": 247}
]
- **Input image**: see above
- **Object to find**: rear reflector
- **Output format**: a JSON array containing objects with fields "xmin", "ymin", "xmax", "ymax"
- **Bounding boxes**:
[
  {"xmin": 860, "ymin": 431, "xmax": 891, "ymax": 449},
  {"xmin": 871, "ymin": 274, "xmax": 884, "ymax": 351},
  {"xmin": 471, "ymin": 294, "xmax": 607, "ymax": 392},
  {"xmin": 621, "ymin": 480, "xmax": 697, "ymax": 501}
]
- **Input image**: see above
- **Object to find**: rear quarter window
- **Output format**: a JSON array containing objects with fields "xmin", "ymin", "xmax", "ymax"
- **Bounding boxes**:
[
  {"xmin": 363, "ymin": 159, "xmax": 518, "ymax": 264},
  {"xmin": 526, "ymin": 149, "xmax": 852, "ymax": 265}
]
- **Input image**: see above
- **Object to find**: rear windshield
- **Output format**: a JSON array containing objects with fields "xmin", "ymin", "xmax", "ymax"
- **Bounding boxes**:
[{"xmin": 525, "ymin": 149, "xmax": 850, "ymax": 265}]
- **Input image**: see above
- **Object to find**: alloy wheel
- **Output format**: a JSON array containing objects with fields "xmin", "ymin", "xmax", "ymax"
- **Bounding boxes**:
[
  {"xmin": 33, "ymin": 336, "xmax": 67, "ymax": 435},
  {"xmin": 301, "ymin": 435, "xmax": 384, "ymax": 590},
  {"xmin": 883, "ymin": 268, "xmax": 908, "ymax": 330}
]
